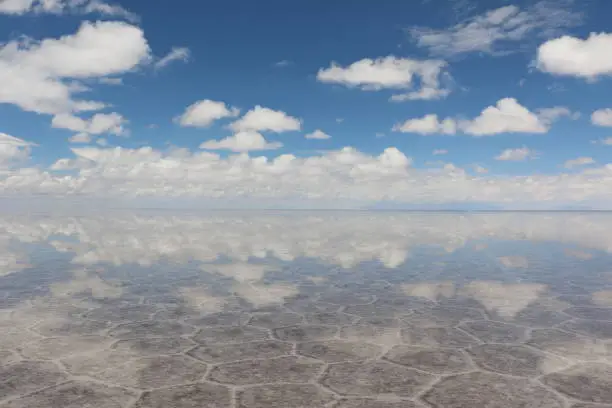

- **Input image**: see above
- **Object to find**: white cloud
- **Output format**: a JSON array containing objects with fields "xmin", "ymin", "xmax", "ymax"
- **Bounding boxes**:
[
  {"xmin": 155, "ymin": 47, "xmax": 190, "ymax": 69},
  {"xmin": 274, "ymin": 60, "xmax": 292, "ymax": 67},
  {"xmin": 0, "ymin": 133, "xmax": 34, "ymax": 168},
  {"xmin": 0, "ymin": 132, "xmax": 33, "ymax": 147},
  {"xmin": 597, "ymin": 137, "xmax": 612, "ymax": 146},
  {"xmin": 394, "ymin": 98, "xmax": 564, "ymax": 136},
  {"xmin": 473, "ymin": 165, "xmax": 488, "ymax": 174},
  {"xmin": 0, "ymin": 0, "xmax": 136, "ymax": 19},
  {"xmin": 305, "ymin": 130, "xmax": 331, "ymax": 140},
  {"xmin": 461, "ymin": 98, "xmax": 548, "ymax": 136},
  {"xmin": 390, "ymin": 88, "xmax": 451, "ymax": 102},
  {"xmin": 0, "ymin": 21, "xmax": 151, "ymax": 115},
  {"xmin": 229, "ymin": 106, "xmax": 301, "ymax": 133},
  {"xmin": 82, "ymin": 0, "xmax": 137, "ymax": 21},
  {"xmin": 537, "ymin": 33, "xmax": 612, "ymax": 79},
  {"xmin": 12, "ymin": 21, "xmax": 150, "ymax": 78},
  {"xmin": 410, "ymin": 1, "xmax": 582, "ymax": 57},
  {"xmin": 393, "ymin": 114, "xmax": 457, "ymax": 135},
  {"xmin": 564, "ymin": 157, "xmax": 595, "ymax": 169},
  {"xmin": 199, "ymin": 131, "xmax": 282, "ymax": 152},
  {"xmin": 592, "ymin": 109, "xmax": 612, "ymax": 127},
  {"xmin": 96, "ymin": 138, "xmax": 109, "ymax": 147},
  {"xmin": 175, "ymin": 100, "xmax": 239, "ymax": 128},
  {"xmin": 98, "ymin": 77, "xmax": 122, "ymax": 85},
  {"xmin": 0, "ymin": 142, "xmax": 605, "ymax": 208},
  {"xmin": 6, "ymin": 212, "xmax": 612, "ymax": 277},
  {"xmin": 69, "ymin": 133, "xmax": 92, "ymax": 144},
  {"xmin": 433, "ymin": 149, "xmax": 448, "ymax": 155},
  {"xmin": 317, "ymin": 56, "xmax": 450, "ymax": 101},
  {"xmin": 537, "ymin": 106, "xmax": 579, "ymax": 123},
  {"xmin": 52, "ymin": 112, "xmax": 127, "ymax": 137},
  {"xmin": 495, "ymin": 147, "xmax": 538, "ymax": 161}
]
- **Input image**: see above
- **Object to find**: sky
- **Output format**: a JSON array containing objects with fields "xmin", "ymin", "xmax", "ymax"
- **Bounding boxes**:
[{"xmin": 0, "ymin": 0, "xmax": 611, "ymax": 209}]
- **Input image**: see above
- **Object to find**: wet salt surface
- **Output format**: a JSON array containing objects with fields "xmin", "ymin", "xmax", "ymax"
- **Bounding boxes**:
[{"xmin": 1, "ymin": 211, "xmax": 612, "ymax": 407}]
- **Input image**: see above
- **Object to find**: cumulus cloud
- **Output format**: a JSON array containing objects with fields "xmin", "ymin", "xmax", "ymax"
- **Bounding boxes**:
[
  {"xmin": 317, "ymin": 56, "xmax": 451, "ymax": 101},
  {"xmin": 305, "ymin": 130, "xmax": 331, "ymax": 140},
  {"xmin": 564, "ymin": 157, "xmax": 595, "ymax": 169},
  {"xmin": 394, "ymin": 98, "xmax": 567, "ymax": 136},
  {"xmin": 0, "ymin": 0, "xmax": 136, "ymax": 20},
  {"xmin": 175, "ymin": 100, "xmax": 239, "ymax": 128},
  {"xmin": 52, "ymin": 112, "xmax": 128, "ymax": 137},
  {"xmin": 393, "ymin": 114, "xmax": 457, "ymax": 135},
  {"xmin": 495, "ymin": 147, "xmax": 538, "ymax": 161},
  {"xmin": 199, "ymin": 131, "xmax": 282, "ymax": 152},
  {"xmin": 154, "ymin": 47, "xmax": 190, "ymax": 69},
  {"xmin": 410, "ymin": 1, "xmax": 582, "ymax": 57},
  {"xmin": 462, "ymin": 98, "xmax": 548, "ymax": 136},
  {"xmin": 0, "ymin": 21, "xmax": 151, "ymax": 115},
  {"xmin": 0, "ymin": 142, "xmax": 608, "ymax": 208},
  {"xmin": 433, "ymin": 149, "xmax": 448, "ymax": 155},
  {"xmin": 229, "ymin": 106, "xmax": 301, "ymax": 133},
  {"xmin": 592, "ymin": 109, "xmax": 612, "ymax": 127},
  {"xmin": 537, "ymin": 33, "xmax": 612, "ymax": 79}
]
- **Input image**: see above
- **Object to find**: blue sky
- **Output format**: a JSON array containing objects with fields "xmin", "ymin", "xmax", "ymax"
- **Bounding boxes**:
[{"xmin": 0, "ymin": 0, "xmax": 611, "ymax": 207}]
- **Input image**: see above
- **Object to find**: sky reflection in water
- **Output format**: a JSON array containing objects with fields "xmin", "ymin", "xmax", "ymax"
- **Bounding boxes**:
[{"xmin": 1, "ymin": 212, "xmax": 612, "ymax": 407}]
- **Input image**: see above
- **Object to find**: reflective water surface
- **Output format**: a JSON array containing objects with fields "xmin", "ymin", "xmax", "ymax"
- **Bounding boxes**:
[{"xmin": 1, "ymin": 211, "xmax": 612, "ymax": 407}]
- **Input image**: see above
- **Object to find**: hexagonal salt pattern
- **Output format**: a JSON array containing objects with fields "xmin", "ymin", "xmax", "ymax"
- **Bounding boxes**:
[
  {"xmin": 400, "ymin": 326, "xmax": 481, "ymax": 348},
  {"xmin": 185, "ymin": 311, "xmax": 251, "ymax": 327},
  {"xmin": 467, "ymin": 344, "xmax": 568, "ymax": 377},
  {"xmin": 422, "ymin": 371, "xmax": 566, "ymax": 408},
  {"xmin": 18, "ymin": 336, "xmax": 113, "ymax": 360},
  {"xmin": 563, "ymin": 307, "xmax": 612, "ymax": 321},
  {"xmin": 528, "ymin": 329, "xmax": 611, "ymax": 361},
  {"xmin": 112, "ymin": 337, "xmax": 196, "ymax": 356},
  {"xmin": 458, "ymin": 320, "xmax": 527, "ymax": 344},
  {"xmin": 93, "ymin": 355, "xmax": 208, "ymax": 389},
  {"xmin": 335, "ymin": 399, "xmax": 426, "ymax": 408},
  {"xmin": 542, "ymin": 363, "xmax": 612, "ymax": 404},
  {"xmin": 237, "ymin": 384, "xmax": 335, "ymax": 408},
  {"xmin": 109, "ymin": 321, "xmax": 196, "ymax": 339},
  {"xmin": 31, "ymin": 318, "xmax": 112, "ymax": 337},
  {"xmin": 248, "ymin": 312, "xmax": 304, "ymax": 328},
  {"xmin": 85, "ymin": 304, "xmax": 159, "ymax": 323},
  {"xmin": 6, "ymin": 213, "xmax": 612, "ymax": 408},
  {"xmin": 134, "ymin": 383, "xmax": 231, "ymax": 408},
  {"xmin": 560, "ymin": 320, "xmax": 612, "ymax": 340},
  {"xmin": 3, "ymin": 381, "xmax": 137, "ymax": 408},
  {"xmin": 297, "ymin": 340, "xmax": 382, "ymax": 363},
  {"xmin": 0, "ymin": 362, "xmax": 69, "ymax": 401},
  {"xmin": 208, "ymin": 356, "xmax": 323, "ymax": 385},
  {"xmin": 188, "ymin": 340, "xmax": 293, "ymax": 363},
  {"xmin": 321, "ymin": 361, "xmax": 435, "ymax": 398},
  {"xmin": 192, "ymin": 326, "xmax": 270, "ymax": 344},
  {"xmin": 384, "ymin": 346, "xmax": 472, "ymax": 375},
  {"xmin": 273, "ymin": 325, "xmax": 338, "ymax": 342}
]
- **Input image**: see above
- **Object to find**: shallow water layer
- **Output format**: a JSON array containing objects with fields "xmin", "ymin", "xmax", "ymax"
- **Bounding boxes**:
[{"xmin": 1, "ymin": 211, "xmax": 612, "ymax": 407}]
